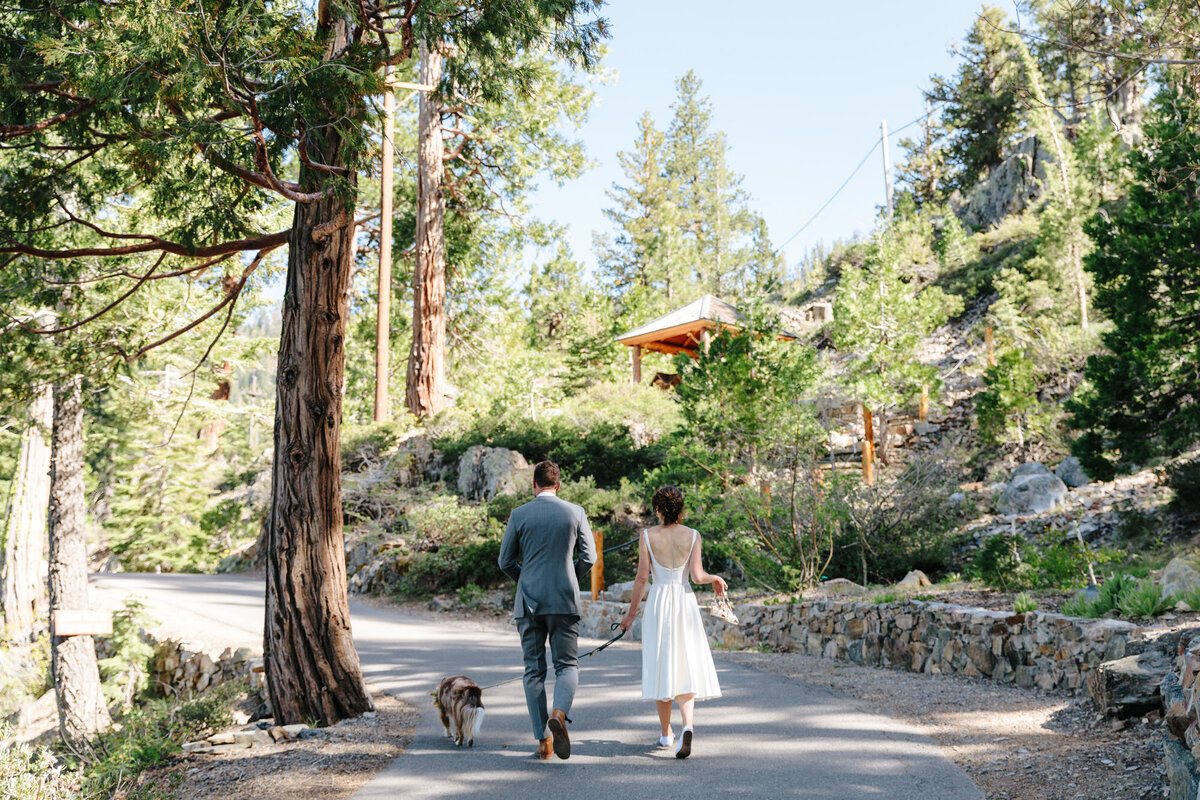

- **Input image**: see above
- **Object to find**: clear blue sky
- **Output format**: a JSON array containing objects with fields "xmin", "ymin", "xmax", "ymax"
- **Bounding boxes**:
[{"xmin": 527, "ymin": 0, "xmax": 989, "ymax": 274}]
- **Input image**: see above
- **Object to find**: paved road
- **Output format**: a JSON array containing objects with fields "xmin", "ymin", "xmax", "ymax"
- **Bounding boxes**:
[{"xmin": 91, "ymin": 574, "xmax": 982, "ymax": 800}]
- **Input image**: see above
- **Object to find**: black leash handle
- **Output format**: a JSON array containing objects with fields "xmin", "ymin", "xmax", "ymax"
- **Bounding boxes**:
[
  {"xmin": 581, "ymin": 622, "xmax": 626, "ymax": 658},
  {"xmin": 477, "ymin": 623, "xmax": 627, "ymax": 691}
]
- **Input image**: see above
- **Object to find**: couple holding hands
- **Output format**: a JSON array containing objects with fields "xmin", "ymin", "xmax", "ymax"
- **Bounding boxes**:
[{"xmin": 498, "ymin": 460, "xmax": 727, "ymax": 761}]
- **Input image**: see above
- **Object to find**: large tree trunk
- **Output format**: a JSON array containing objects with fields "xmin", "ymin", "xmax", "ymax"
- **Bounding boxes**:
[
  {"xmin": 263, "ymin": 13, "xmax": 372, "ymax": 727},
  {"xmin": 48, "ymin": 376, "xmax": 111, "ymax": 742},
  {"xmin": 2, "ymin": 381, "xmax": 52, "ymax": 642},
  {"xmin": 405, "ymin": 41, "xmax": 447, "ymax": 419}
]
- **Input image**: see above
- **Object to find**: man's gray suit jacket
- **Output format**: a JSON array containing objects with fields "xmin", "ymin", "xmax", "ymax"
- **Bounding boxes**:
[{"xmin": 498, "ymin": 493, "xmax": 597, "ymax": 619}]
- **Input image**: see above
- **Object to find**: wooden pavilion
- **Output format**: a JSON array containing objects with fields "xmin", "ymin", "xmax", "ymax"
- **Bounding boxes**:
[{"xmin": 615, "ymin": 294, "xmax": 797, "ymax": 383}]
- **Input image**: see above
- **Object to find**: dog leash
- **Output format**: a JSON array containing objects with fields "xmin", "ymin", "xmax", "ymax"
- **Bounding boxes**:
[{"xmin": 478, "ymin": 623, "xmax": 627, "ymax": 691}]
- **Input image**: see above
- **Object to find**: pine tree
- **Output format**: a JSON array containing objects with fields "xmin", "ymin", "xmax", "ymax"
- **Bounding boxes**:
[
  {"xmin": 929, "ymin": 5, "xmax": 1023, "ymax": 190},
  {"xmin": 833, "ymin": 218, "xmax": 963, "ymax": 456},
  {"xmin": 1068, "ymin": 87, "xmax": 1200, "ymax": 479},
  {"xmin": 595, "ymin": 111, "xmax": 684, "ymax": 319}
]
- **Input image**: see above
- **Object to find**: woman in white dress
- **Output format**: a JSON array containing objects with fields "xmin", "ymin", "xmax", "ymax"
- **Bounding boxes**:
[{"xmin": 618, "ymin": 485, "xmax": 726, "ymax": 759}]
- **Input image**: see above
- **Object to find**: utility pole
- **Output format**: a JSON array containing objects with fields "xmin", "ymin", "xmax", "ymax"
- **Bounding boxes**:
[
  {"xmin": 374, "ymin": 67, "xmax": 395, "ymax": 423},
  {"xmin": 881, "ymin": 119, "xmax": 894, "ymax": 221}
]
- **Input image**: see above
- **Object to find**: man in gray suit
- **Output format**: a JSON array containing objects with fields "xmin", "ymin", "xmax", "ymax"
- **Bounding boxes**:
[{"xmin": 498, "ymin": 460, "xmax": 597, "ymax": 760}]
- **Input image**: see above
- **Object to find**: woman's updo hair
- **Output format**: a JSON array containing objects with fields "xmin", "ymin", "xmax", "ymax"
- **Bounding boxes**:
[{"xmin": 651, "ymin": 485, "xmax": 685, "ymax": 525}]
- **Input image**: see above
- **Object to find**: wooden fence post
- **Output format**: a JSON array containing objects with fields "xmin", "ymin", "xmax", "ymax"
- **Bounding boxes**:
[
  {"xmin": 591, "ymin": 529, "xmax": 605, "ymax": 601},
  {"xmin": 985, "ymin": 325, "xmax": 996, "ymax": 368},
  {"xmin": 919, "ymin": 384, "xmax": 929, "ymax": 422},
  {"xmin": 862, "ymin": 404, "xmax": 875, "ymax": 487}
]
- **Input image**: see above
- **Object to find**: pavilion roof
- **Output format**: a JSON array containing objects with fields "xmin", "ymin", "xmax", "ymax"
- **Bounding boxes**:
[{"xmin": 615, "ymin": 295, "xmax": 796, "ymax": 356}]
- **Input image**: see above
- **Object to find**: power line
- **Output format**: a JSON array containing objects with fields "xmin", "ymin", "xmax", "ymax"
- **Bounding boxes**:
[{"xmin": 772, "ymin": 105, "xmax": 941, "ymax": 256}]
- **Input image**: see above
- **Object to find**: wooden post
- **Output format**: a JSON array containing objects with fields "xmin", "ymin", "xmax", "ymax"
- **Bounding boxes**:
[
  {"xmin": 919, "ymin": 384, "xmax": 929, "ymax": 422},
  {"xmin": 631, "ymin": 345, "xmax": 642, "ymax": 385},
  {"xmin": 985, "ymin": 325, "xmax": 996, "ymax": 368},
  {"xmin": 374, "ymin": 68, "xmax": 395, "ymax": 423},
  {"xmin": 590, "ymin": 529, "xmax": 605, "ymax": 601},
  {"xmin": 862, "ymin": 404, "xmax": 875, "ymax": 487}
]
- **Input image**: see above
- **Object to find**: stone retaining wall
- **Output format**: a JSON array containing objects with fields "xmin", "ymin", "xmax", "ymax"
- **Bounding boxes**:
[
  {"xmin": 581, "ymin": 597, "xmax": 1142, "ymax": 695},
  {"xmin": 1162, "ymin": 632, "xmax": 1200, "ymax": 799},
  {"xmin": 148, "ymin": 639, "xmax": 265, "ymax": 697}
]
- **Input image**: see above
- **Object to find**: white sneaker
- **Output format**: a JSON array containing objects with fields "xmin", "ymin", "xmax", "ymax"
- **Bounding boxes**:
[{"xmin": 658, "ymin": 733, "xmax": 674, "ymax": 747}]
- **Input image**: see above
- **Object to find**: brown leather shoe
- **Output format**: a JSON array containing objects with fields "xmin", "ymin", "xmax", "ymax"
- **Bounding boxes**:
[
  {"xmin": 535, "ymin": 736, "xmax": 553, "ymax": 759},
  {"xmin": 547, "ymin": 709, "xmax": 570, "ymax": 759}
]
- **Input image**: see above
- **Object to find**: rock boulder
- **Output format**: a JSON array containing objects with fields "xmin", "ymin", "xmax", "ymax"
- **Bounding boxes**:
[
  {"xmin": 1087, "ymin": 649, "xmax": 1172, "ymax": 720},
  {"xmin": 1161, "ymin": 556, "xmax": 1200, "ymax": 603},
  {"xmin": 456, "ymin": 446, "xmax": 533, "ymax": 502},
  {"xmin": 996, "ymin": 464, "xmax": 1068, "ymax": 515},
  {"xmin": 1055, "ymin": 456, "xmax": 1091, "ymax": 488}
]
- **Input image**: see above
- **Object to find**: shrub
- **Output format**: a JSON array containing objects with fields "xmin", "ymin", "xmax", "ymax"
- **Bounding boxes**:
[
  {"xmin": 1178, "ymin": 585, "xmax": 1200, "ymax": 612},
  {"xmin": 1013, "ymin": 591, "xmax": 1039, "ymax": 613},
  {"xmin": 1114, "ymin": 506, "xmax": 1163, "ymax": 550},
  {"xmin": 0, "ymin": 725, "xmax": 74, "ymax": 799},
  {"xmin": 1061, "ymin": 595, "xmax": 1101, "ymax": 618},
  {"xmin": 397, "ymin": 537, "xmax": 504, "ymax": 597},
  {"xmin": 965, "ymin": 534, "xmax": 1029, "ymax": 590},
  {"xmin": 1096, "ymin": 572, "xmax": 1139, "ymax": 614},
  {"xmin": 1168, "ymin": 459, "xmax": 1200, "ymax": 516},
  {"xmin": 342, "ymin": 418, "xmax": 416, "ymax": 471},
  {"xmin": 1116, "ymin": 578, "xmax": 1173, "ymax": 619},
  {"xmin": 99, "ymin": 599, "xmax": 158, "ymax": 709},
  {"xmin": 434, "ymin": 419, "xmax": 665, "ymax": 488}
]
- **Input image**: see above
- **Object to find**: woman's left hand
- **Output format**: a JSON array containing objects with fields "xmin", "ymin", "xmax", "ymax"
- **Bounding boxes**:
[{"xmin": 711, "ymin": 575, "xmax": 728, "ymax": 596}]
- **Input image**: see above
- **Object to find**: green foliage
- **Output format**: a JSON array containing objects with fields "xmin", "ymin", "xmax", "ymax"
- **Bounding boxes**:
[
  {"xmin": 1114, "ymin": 506, "xmax": 1164, "ymax": 551},
  {"xmin": 597, "ymin": 72, "xmax": 780, "ymax": 320},
  {"xmin": 457, "ymin": 583, "xmax": 484, "ymax": 607},
  {"xmin": 397, "ymin": 537, "xmax": 503, "ymax": 598},
  {"xmin": 1096, "ymin": 573, "xmax": 1139, "ymax": 614},
  {"xmin": 1060, "ymin": 595, "xmax": 1100, "ymax": 618},
  {"xmin": 976, "ymin": 350, "xmax": 1038, "ymax": 448},
  {"xmin": 1167, "ymin": 459, "xmax": 1200, "ymax": 516},
  {"xmin": 965, "ymin": 534, "xmax": 1030, "ymax": 591},
  {"xmin": 832, "ymin": 220, "xmax": 962, "ymax": 413},
  {"xmin": 98, "ymin": 599, "xmax": 158, "ymax": 709},
  {"xmin": 1069, "ymin": 87, "xmax": 1200, "ymax": 479},
  {"xmin": 435, "ymin": 412, "xmax": 669, "ymax": 489},
  {"xmin": 1116, "ymin": 579, "xmax": 1173, "ymax": 619},
  {"xmin": 1178, "ymin": 585, "xmax": 1200, "ymax": 613},
  {"xmin": 71, "ymin": 683, "xmax": 243, "ymax": 800},
  {"xmin": 928, "ymin": 5, "xmax": 1024, "ymax": 190},
  {"xmin": 675, "ymin": 310, "xmax": 823, "ymax": 473},
  {"xmin": 1012, "ymin": 592, "xmax": 1039, "ymax": 613},
  {"xmin": 965, "ymin": 534, "xmax": 1109, "ymax": 591},
  {"xmin": 0, "ymin": 725, "xmax": 74, "ymax": 800}
]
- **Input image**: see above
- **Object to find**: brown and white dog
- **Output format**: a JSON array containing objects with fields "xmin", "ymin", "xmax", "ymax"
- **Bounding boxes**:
[{"xmin": 434, "ymin": 676, "xmax": 485, "ymax": 747}]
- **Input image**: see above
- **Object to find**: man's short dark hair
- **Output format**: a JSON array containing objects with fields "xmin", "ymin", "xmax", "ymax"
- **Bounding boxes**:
[{"xmin": 533, "ymin": 460, "xmax": 561, "ymax": 489}]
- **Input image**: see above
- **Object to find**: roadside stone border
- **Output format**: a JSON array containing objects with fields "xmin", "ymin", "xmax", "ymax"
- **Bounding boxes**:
[
  {"xmin": 581, "ymin": 596, "xmax": 1142, "ymax": 695},
  {"xmin": 1162, "ymin": 632, "xmax": 1200, "ymax": 799},
  {"xmin": 150, "ymin": 639, "xmax": 266, "ymax": 697}
]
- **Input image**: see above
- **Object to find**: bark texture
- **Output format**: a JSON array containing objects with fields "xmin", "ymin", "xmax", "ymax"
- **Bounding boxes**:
[
  {"xmin": 405, "ymin": 41, "xmax": 447, "ymax": 419},
  {"xmin": 48, "ymin": 376, "xmax": 111, "ymax": 741},
  {"xmin": 263, "ymin": 14, "xmax": 372, "ymax": 727},
  {"xmin": 2, "ymin": 381, "xmax": 52, "ymax": 641}
]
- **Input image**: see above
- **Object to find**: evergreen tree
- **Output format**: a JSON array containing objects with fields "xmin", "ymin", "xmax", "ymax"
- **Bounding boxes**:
[
  {"xmin": 665, "ymin": 71, "xmax": 778, "ymax": 298},
  {"xmin": 929, "ymin": 6, "xmax": 1024, "ymax": 190},
  {"xmin": 595, "ymin": 111, "xmax": 684, "ymax": 319},
  {"xmin": 1068, "ymin": 87, "xmax": 1200, "ymax": 479},
  {"xmin": 833, "ymin": 215, "xmax": 963, "ymax": 454}
]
